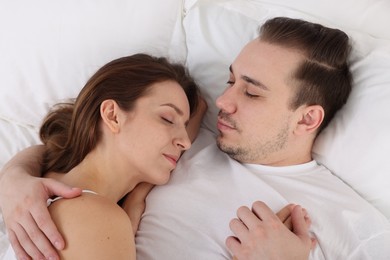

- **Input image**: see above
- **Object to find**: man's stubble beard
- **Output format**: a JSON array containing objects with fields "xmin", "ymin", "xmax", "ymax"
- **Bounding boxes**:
[{"xmin": 216, "ymin": 122, "xmax": 290, "ymax": 164}]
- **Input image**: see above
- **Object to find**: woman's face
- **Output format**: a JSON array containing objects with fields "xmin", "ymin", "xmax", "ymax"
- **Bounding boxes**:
[{"xmin": 116, "ymin": 80, "xmax": 191, "ymax": 185}]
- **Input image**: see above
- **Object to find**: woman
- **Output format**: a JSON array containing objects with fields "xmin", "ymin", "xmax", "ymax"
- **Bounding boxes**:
[
  {"xmin": 0, "ymin": 54, "xmax": 309, "ymax": 260},
  {"xmin": 4, "ymin": 53, "xmax": 204, "ymax": 259}
]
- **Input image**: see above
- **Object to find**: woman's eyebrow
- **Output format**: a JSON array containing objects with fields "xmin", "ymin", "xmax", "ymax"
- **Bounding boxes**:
[
  {"xmin": 161, "ymin": 103, "xmax": 189, "ymax": 125},
  {"xmin": 161, "ymin": 103, "xmax": 184, "ymax": 116}
]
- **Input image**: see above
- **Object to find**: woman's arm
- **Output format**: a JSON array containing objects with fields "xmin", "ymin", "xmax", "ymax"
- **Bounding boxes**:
[
  {"xmin": 186, "ymin": 95, "xmax": 208, "ymax": 142},
  {"xmin": 121, "ymin": 182, "xmax": 154, "ymax": 233},
  {"xmin": 122, "ymin": 97, "xmax": 208, "ymax": 233},
  {"xmin": 0, "ymin": 145, "xmax": 81, "ymax": 260}
]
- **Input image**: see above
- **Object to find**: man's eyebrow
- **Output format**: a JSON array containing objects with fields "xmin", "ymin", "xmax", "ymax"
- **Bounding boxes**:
[{"xmin": 229, "ymin": 65, "xmax": 269, "ymax": 91}]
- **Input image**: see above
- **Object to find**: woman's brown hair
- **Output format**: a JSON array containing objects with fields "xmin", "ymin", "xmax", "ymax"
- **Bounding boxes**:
[{"xmin": 40, "ymin": 54, "xmax": 199, "ymax": 173}]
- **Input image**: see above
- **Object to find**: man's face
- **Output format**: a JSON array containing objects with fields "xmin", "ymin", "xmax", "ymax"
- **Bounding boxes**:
[{"xmin": 215, "ymin": 39, "xmax": 304, "ymax": 166}]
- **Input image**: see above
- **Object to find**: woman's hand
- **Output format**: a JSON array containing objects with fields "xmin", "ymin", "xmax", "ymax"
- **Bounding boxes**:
[{"xmin": 0, "ymin": 164, "xmax": 81, "ymax": 260}]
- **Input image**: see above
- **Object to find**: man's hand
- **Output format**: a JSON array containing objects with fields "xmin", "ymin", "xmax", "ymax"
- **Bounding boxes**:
[
  {"xmin": 0, "ymin": 167, "xmax": 81, "ymax": 260},
  {"xmin": 226, "ymin": 201, "xmax": 316, "ymax": 260},
  {"xmin": 276, "ymin": 203, "xmax": 311, "ymax": 231}
]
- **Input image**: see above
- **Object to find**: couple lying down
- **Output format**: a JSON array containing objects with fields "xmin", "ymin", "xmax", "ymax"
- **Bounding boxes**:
[{"xmin": 1, "ymin": 17, "xmax": 390, "ymax": 260}]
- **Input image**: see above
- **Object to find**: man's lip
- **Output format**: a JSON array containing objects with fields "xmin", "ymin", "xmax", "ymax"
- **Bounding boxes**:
[
  {"xmin": 164, "ymin": 154, "xmax": 178, "ymax": 167},
  {"xmin": 217, "ymin": 119, "xmax": 234, "ymax": 131}
]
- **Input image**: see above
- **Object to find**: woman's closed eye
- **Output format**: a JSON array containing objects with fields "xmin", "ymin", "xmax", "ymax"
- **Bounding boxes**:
[{"xmin": 161, "ymin": 117, "xmax": 174, "ymax": 124}]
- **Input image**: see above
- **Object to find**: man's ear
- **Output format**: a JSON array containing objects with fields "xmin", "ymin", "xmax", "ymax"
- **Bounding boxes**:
[
  {"xmin": 100, "ymin": 99, "xmax": 120, "ymax": 133},
  {"xmin": 295, "ymin": 105, "xmax": 324, "ymax": 135}
]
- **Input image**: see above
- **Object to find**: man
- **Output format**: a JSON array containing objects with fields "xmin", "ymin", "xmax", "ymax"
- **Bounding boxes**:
[{"xmin": 1, "ymin": 17, "xmax": 390, "ymax": 259}]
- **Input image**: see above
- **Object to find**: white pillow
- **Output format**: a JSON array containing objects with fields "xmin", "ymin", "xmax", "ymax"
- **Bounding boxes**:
[
  {"xmin": 313, "ymin": 36, "xmax": 390, "ymax": 220},
  {"xmin": 0, "ymin": 0, "xmax": 185, "ymax": 130},
  {"xmin": 183, "ymin": 0, "xmax": 390, "ymax": 220},
  {"xmin": 0, "ymin": 119, "xmax": 40, "ymax": 169}
]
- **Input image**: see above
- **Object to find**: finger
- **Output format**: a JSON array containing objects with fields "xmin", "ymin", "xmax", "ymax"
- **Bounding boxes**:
[
  {"xmin": 35, "ymin": 178, "xmax": 81, "ymax": 251},
  {"xmin": 251, "ymin": 201, "xmax": 279, "ymax": 223},
  {"xmin": 43, "ymin": 178, "xmax": 82, "ymax": 199},
  {"xmin": 283, "ymin": 215, "xmax": 293, "ymax": 230},
  {"xmin": 7, "ymin": 229, "xmax": 32, "ymax": 260},
  {"xmin": 236, "ymin": 205, "xmax": 264, "ymax": 230},
  {"xmin": 229, "ymin": 218, "xmax": 249, "ymax": 240},
  {"xmin": 29, "ymin": 199, "xmax": 65, "ymax": 251},
  {"xmin": 290, "ymin": 205, "xmax": 311, "ymax": 245},
  {"xmin": 11, "ymin": 223, "xmax": 45, "ymax": 260},
  {"xmin": 276, "ymin": 203, "xmax": 295, "ymax": 223},
  {"xmin": 17, "ymin": 212, "xmax": 60, "ymax": 259},
  {"xmin": 302, "ymin": 208, "xmax": 312, "ymax": 228},
  {"xmin": 285, "ymin": 206, "xmax": 310, "ymax": 231},
  {"xmin": 225, "ymin": 236, "xmax": 241, "ymax": 257}
]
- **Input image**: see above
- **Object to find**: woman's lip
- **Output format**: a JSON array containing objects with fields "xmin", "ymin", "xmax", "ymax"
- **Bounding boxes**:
[{"xmin": 164, "ymin": 154, "xmax": 178, "ymax": 167}]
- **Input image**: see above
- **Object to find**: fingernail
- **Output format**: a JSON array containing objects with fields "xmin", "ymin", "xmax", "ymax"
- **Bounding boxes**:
[{"xmin": 54, "ymin": 240, "xmax": 62, "ymax": 249}]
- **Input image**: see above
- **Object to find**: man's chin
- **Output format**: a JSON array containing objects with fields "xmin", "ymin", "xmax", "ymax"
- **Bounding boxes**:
[
  {"xmin": 216, "ymin": 138, "xmax": 248, "ymax": 163},
  {"xmin": 216, "ymin": 135, "xmax": 225, "ymax": 150},
  {"xmin": 216, "ymin": 138, "xmax": 235, "ymax": 155}
]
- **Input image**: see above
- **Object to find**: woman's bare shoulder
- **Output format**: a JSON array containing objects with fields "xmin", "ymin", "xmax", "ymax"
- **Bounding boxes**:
[{"xmin": 48, "ymin": 193, "xmax": 136, "ymax": 259}]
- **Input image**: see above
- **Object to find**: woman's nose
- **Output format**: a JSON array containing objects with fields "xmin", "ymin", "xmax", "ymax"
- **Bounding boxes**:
[{"xmin": 174, "ymin": 128, "xmax": 191, "ymax": 151}]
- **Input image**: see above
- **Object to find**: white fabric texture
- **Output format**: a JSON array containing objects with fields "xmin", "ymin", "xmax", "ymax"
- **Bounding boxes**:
[
  {"xmin": 1, "ymin": 0, "xmax": 390, "ymax": 258},
  {"xmin": 136, "ymin": 128, "xmax": 390, "ymax": 259},
  {"xmin": 0, "ymin": 0, "xmax": 186, "ymax": 130}
]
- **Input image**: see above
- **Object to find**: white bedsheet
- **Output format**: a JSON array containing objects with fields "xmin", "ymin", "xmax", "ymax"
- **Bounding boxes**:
[
  {"xmin": 0, "ymin": 211, "xmax": 8, "ymax": 259},
  {"xmin": 1, "ymin": 0, "xmax": 390, "ymax": 258}
]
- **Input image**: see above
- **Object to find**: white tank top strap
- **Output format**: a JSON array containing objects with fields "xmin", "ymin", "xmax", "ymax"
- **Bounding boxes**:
[
  {"xmin": 46, "ymin": 189, "xmax": 98, "ymax": 207},
  {"xmin": 81, "ymin": 189, "xmax": 98, "ymax": 195}
]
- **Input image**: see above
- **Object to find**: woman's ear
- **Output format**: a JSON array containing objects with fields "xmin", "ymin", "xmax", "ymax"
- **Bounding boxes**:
[
  {"xmin": 295, "ymin": 105, "xmax": 324, "ymax": 135},
  {"xmin": 100, "ymin": 100, "xmax": 120, "ymax": 133}
]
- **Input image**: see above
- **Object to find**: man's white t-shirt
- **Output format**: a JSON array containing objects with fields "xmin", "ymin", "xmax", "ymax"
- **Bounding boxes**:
[{"xmin": 136, "ymin": 128, "xmax": 390, "ymax": 259}]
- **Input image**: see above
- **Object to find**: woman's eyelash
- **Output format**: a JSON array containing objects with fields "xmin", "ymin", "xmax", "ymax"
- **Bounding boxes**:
[{"xmin": 162, "ymin": 117, "xmax": 174, "ymax": 124}]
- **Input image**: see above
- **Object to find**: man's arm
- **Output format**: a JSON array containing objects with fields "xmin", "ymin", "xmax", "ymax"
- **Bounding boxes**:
[
  {"xmin": 227, "ymin": 201, "xmax": 316, "ymax": 260},
  {"xmin": 0, "ymin": 145, "xmax": 45, "ymax": 179},
  {"xmin": 0, "ymin": 145, "xmax": 81, "ymax": 260}
]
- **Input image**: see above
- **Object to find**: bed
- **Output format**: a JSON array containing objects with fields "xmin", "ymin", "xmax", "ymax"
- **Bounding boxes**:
[{"xmin": 1, "ymin": 0, "xmax": 390, "ymax": 258}]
